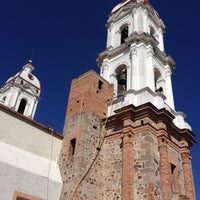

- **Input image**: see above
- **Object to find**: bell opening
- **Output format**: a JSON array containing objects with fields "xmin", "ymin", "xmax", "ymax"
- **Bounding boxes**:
[{"xmin": 117, "ymin": 68, "xmax": 127, "ymax": 95}]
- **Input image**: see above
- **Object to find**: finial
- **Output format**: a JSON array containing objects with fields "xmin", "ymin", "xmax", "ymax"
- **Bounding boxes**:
[
  {"xmin": 28, "ymin": 59, "xmax": 33, "ymax": 65},
  {"xmin": 23, "ymin": 59, "xmax": 34, "ymax": 72}
]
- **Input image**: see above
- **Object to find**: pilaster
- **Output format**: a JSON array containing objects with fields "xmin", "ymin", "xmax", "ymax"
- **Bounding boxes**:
[
  {"xmin": 158, "ymin": 133, "xmax": 171, "ymax": 200},
  {"xmin": 180, "ymin": 140, "xmax": 196, "ymax": 200},
  {"xmin": 121, "ymin": 127, "xmax": 134, "ymax": 200},
  {"xmin": 164, "ymin": 67, "xmax": 175, "ymax": 110},
  {"xmin": 146, "ymin": 48, "xmax": 155, "ymax": 91}
]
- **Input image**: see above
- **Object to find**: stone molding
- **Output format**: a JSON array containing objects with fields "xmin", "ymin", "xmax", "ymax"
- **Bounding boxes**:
[
  {"xmin": 106, "ymin": 103, "xmax": 195, "ymax": 147},
  {"xmin": 97, "ymin": 32, "xmax": 175, "ymax": 70}
]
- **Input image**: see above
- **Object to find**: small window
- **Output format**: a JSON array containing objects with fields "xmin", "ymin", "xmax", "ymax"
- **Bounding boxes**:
[
  {"xmin": 70, "ymin": 139, "xmax": 77, "ymax": 157},
  {"xmin": 17, "ymin": 99, "xmax": 27, "ymax": 114},
  {"xmin": 98, "ymin": 80, "xmax": 103, "ymax": 90},
  {"xmin": 28, "ymin": 73, "xmax": 34, "ymax": 80},
  {"xmin": 150, "ymin": 26, "xmax": 155, "ymax": 36},
  {"xmin": 1, "ymin": 96, "xmax": 6, "ymax": 103},
  {"xmin": 121, "ymin": 26, "xmax": 129, "ymax": 44},
  {"xmin": 170, "ymin": 163, "xmax": 180, "ymax": 194}
]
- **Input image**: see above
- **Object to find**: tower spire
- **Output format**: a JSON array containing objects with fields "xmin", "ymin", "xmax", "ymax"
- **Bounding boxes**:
[{"xmin": 23, "ymin": 59, "xmax": 34, "ymax": 73}]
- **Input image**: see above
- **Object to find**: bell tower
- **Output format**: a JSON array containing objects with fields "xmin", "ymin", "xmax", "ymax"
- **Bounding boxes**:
[
  {"xmin": 97, "ymin": 0, "xmax": 191, "ymax": 131},
  {"xmin": 60, "ymin": 1, "xmax": 196, "ymax": 200},
  {"xmin": 0, "ymin": 60, "xmax": 41, "ymax": 118}
]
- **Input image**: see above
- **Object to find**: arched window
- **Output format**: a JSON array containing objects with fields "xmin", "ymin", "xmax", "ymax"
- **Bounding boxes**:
[
  {"xmin": 2, "ymin": 96, "xmax": 6, "ymax": 103},
  {"xmin": 154, "ymin": 68, "xmax": 164, "ymax": 93},
  {"xmin": 121, "ymin": 25, "xmax": 129, "ymax": 44},
  {"xmin": 170, "ymin": 163, "xmax": 180, "ymax": 194},
  {"xmin": 68, "ymin": 138, "xmax": 77, "ymax": 160},
  {"xmin": 17, "ymin": 99, "xmax": 27, "ymax": 114},
  {"xmin": 150, "ymin": 26, "xmax": 155, "ymax": 36},
  {"xmin": 116, "ymin": 65, "xmax": 127, "ymax": 95}
]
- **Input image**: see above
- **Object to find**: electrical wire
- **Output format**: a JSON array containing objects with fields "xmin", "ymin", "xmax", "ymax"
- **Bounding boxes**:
[{"xmin": 46, "ymin": 128, "xmax": 54, "ymax": 200}]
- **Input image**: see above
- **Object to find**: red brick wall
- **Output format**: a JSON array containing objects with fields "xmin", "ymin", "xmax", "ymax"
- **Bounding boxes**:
[{"xmin": 65, "ymin": 70, "xmax": 113, "ymax": 120}]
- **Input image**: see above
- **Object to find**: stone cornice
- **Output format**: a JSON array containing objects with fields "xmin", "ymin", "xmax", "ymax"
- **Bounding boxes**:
[
  {"xmin": 97, "ymin": 32, "xmax": 175, "ymax": 70},
  {"xmin": 107, "ymin": 2, "xmax": 165, "ymax": 30},
  {"xmin": 105, "ymin": 103, "xmax": 195, "ymax": 147}
]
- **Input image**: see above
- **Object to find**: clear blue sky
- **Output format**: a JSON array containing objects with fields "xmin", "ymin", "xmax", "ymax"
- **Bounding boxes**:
[{"xmin": 0, "ymin": 0, "xmax": 199, "ymax": 198}]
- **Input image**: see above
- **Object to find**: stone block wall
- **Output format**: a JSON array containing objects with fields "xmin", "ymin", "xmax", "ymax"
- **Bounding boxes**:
[
  {"xmin": 102, "ymin": 138, "xmax": 122, "ymax": 200},
  {"xmin": 59, "ymin": 113, "xmax": 104, "ymax": 200},
  {"xmin": 59, "ymin": 70, "xmax": 114, "ymax": 200},
  {"xmin": 134, "ymin": 131, "xmax": 162, "ymax": 200},
  {"xmin": 168, "ymin": 144, "xmax": 185, "ymax": 198},
  {"xmin": 59, "ymin": 69, "xmax": 195, "ymax": 200}
]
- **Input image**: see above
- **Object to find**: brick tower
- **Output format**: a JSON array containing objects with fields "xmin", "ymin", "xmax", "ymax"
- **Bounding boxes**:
[{"xmin": 59, "ymin": 1, "xmax": 196, "ymax": 200}]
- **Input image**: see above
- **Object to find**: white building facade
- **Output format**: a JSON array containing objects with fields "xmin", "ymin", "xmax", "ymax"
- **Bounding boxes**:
[
  {"xmin": 98, "ymin": 0, "xmax": 191, "ymax": 131},
  {"xmin": 0, "ymin": 61, "xmax": 63, "ymax": 200}
]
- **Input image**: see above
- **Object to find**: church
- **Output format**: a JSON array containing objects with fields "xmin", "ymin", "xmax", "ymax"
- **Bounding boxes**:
[{"xmin": 0, "ymin": 0, "xmax": 196, "ymax": 200}]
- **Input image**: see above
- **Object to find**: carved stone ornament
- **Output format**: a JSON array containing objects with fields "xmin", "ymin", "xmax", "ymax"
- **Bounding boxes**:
[
  {"xmin": 165, "ymin": 68, "xmax": 172, "ymax": 77},
  {"xmin": 130, "ymin": 48, "xmax": 137, "ymax": 56},
  {"xmin": 147, "ymin": 49, "xmax": 154, "ymax": 58},
  {"xmin": 102, "ymin": 64, "xmax": 109, "ymax": 71}
]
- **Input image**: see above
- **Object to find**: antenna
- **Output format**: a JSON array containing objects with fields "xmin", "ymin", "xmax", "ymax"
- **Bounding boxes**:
[
  {"xmin": 30, "ymin": 50, "xmax": 35, "ymax": 62},
  {"xmin": 44, "ymin": 120, "xmax": 56, "ymax": 200}
]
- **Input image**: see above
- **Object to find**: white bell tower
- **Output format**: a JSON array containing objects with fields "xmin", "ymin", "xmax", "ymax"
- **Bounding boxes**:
[
  {"xmin": 0, "ymin": 60, "xmax": 41, "ymax": 118},
  {"xmin": 98, "ymin": 0, "xmax": 191, "ymax": 130}
]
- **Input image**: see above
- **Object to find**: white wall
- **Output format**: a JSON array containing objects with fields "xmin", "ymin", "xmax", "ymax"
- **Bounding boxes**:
[{"xmin": 0, "ymin": 107, "xmax": 63, "ymax": 200}]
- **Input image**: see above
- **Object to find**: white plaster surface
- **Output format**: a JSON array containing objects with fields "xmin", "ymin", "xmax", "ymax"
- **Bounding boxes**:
[
  {"xmin": 0, "ymin": 161, "xmax": 62, "ymax": 200},
  {"xmin": 0, "ymin": 108, "xmax": 63, "ymax": 200}
]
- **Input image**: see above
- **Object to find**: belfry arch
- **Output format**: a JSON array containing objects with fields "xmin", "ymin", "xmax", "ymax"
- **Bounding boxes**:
[{"xmin": 115, "ymin": 65, "xmax": 127, "ymax": 95}]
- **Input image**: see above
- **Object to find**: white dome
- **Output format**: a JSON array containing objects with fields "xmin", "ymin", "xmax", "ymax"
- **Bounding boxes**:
[
  {"xmin": 6, "ymin": 61, "xmax": 41, "ymax": 89},
  {"xmin": 19, "ymin": 70, "xmax": 41, "ymax": 89}
]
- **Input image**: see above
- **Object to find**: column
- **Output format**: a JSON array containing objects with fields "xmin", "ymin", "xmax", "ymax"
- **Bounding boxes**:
[
  {"xmin": 132, "ymin": 9, "xmax": 138, "ymax": 33},
  {"xmin": 31, "ymin": 100, "xmax": 38, "ymax": 118},
  {"xmin": 130, "ymin": 47, "xmax": 138, "ymax": 90},
  {"xmin": 165, "ymin": 67, "xmax": 175, "ymax": 110},
  {"xmin": 101, "ymin": 63, "xmax": 109, "ymax": 81},
  {"xmin": 180, "ymin": 141, "xmax": 196, "ymax": 200},
  {"xmin": 158, "ymin": 28, "xmax": 164, "ymax": 52},
  {"xmin": 146, "ymin": 48, "xmax": 155, "ymax": 91},
  {"xmin": 127, "ymin": 65, "xmax": 132, "ymax": 91},
  {"xmin": 110, "ymin": 24, "xmax": 115, "ymax": 48},
  {"xmin": 122, "ymin": 130, "xmax": 134, "ymax": 200},
  {"xmin": 110, "ymin": 74, "xmax": 117, "ymax": 97},
  {"xmin": 143, "ymin": 10, "xmax": 148, "ymax": 33},
  {"xmin": 158, "ymin": 135, "xmax": 171, "ymax": 200},
  {"xmin": 8, "ymin": 87, "xmax": 19, "ymax": 107},
  {"xmin": 106, "ymin": 27, "xmax": 111, "ymax": 48}
]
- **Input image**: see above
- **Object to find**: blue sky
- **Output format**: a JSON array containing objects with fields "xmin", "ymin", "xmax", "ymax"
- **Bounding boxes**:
[{"xmin": 0, "ymin": 0, "xmax": 199, "ymax": 198}]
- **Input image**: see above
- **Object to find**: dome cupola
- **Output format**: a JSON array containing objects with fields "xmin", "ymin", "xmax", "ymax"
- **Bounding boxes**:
[{"xmin": 0, "ymin": 60, "xmax": 41, "ymax": 118}]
